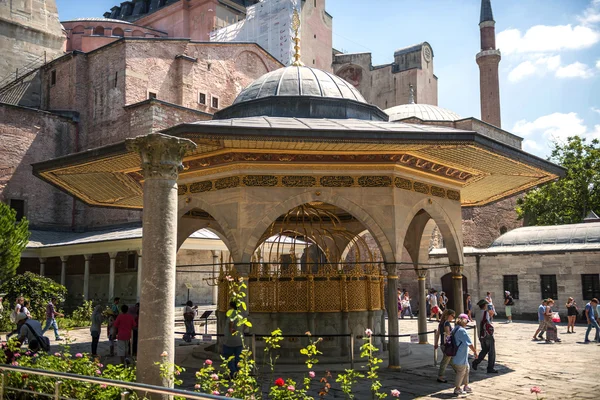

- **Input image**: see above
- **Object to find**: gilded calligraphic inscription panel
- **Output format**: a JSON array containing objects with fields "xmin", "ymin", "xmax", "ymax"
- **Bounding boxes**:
[
  {"xmin": 243, "ymin": 175, "xmax": 278, "ymax": 187},
  {"xmin": 394, "ymin": 177, "xmax": 412, "ymax": 190},
  {"xmin": 320, "ymin": 176, "xmax": 354, "ymax": 187},
  {"xmin": 282, "ymin": 176, "xmax": 317, "ymax": 187},
  {"xmin": 189, "ymin": 181, "xmax": 213, "ymax": 193},
  {"xmin": 357, "ymin": 176, "xmax": 392, "ymax": 187},
  {"xmin": 413, "ymin": 182, "xmax": 430, "ymax": 194},
  {"xmin": 431, "ymin": 186, "xmax": 446, "ymax": 198},
  {"xmin": 215, "ymin": 176, "xmax": 240, "ymax": 190}
]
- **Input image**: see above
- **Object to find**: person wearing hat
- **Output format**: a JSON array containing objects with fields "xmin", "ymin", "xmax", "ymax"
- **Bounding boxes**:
[
  {"xmin": 16, "ymin": 312, "xmax": 48, "ymax": 352},
  {"xmin": 503, "ymin": 291, "xmax": 514, "ymax": 323},
  {"xmin": 473, "ymin": 299, "xmax": 497, "ymax": 373}
]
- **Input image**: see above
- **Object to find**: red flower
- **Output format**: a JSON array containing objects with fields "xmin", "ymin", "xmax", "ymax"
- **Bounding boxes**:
[
  {"xmin": 530, "ymin": 387, "xmax": 542, "ymax": 394},
  {"xmin": 275, "ymin": 378, "xmax": 285, "ymax": 387}
]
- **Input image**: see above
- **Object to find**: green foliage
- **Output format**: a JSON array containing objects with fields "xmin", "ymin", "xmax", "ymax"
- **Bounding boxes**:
[
  {"xmin": 0, "ymin": 272, "xmax": 67, "ymax": 321},
  {"xmin": 0, "ymin": 299, "xmax": 13, "ymax": 332},
  {"xmin": 517, "ymin": 136, "xmax": 600, "ymax": 225},
  {"xmin": 0, "ymin": 202, "xmax": 30, "ymax": 282},
  {"xmin": 335, "ymin": 369, "xmax": 364, "ymax": 400},
  {"xmin": 360, "ymin": 333, "xmax": 385, "ymax": 400}
]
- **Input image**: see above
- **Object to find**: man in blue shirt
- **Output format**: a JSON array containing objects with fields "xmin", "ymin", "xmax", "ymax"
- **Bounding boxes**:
[
  {"xmin": 532, "ymin": 299, "xmax": 547, "ymax": 341},
  {"xmin": 584, "ymin": 298, "xmax": 599, "ymax": 343}
]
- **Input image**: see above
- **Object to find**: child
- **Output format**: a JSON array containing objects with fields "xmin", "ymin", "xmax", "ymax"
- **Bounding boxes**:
[{"xmin": 112, "ymin": 304, "xmax": 137, "ymax": 364}]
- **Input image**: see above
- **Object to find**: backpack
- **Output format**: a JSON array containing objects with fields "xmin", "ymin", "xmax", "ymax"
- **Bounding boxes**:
[
  {"xmin": 442, "ymin": 327, "xmax": 461, "ymax": 357},
  {"xmin": 9, "ymin": 310, "xmax": 17, "ymax": 323},
  {"xmin": 479, "ymin": 310, "xmax": 494, "ymax": 339},
  {"xmin": 506, "ymin": 296, "xmax": 514, "ymax": 306},
  {"xmin": 24, "ymin": 322, "xmax": 50, "ymax": 352}
]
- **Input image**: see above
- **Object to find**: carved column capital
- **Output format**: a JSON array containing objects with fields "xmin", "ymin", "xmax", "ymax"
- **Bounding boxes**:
[
  {"xmin": 385, "ymin": 264, "xmax": 397, "ymax": 278},
  {"xmin": 126, "ymin": 133, "xmax": 197, "ymax": 180},
  {"xmin": 451, "ymin": 264, "xmax": 464, "ymax": 279},
  {"xmin": 415, "ymin": 268, "xmax": 428, "ymax": 280}
]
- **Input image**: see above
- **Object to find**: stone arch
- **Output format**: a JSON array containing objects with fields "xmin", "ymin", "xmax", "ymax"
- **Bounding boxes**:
[
  {"xmin": 112, "ymin": 27, "xmax": 124, "ymax": 37},
  {"xmin": 336, "ymin": 63, "xmax": 364, "ymax": 87},
  {"xmin": 339, "ymin": 229, "xmax": 384, "ymax": 263},
  {"xmin": 401, "ymin": 197, "xmax": 463, "ymax": 267},
  {"xmin": 240, "ymin": 191, "xmax": 396, "ymax": 264},
  {"xmin": 178, "ymin": 197, "xmax": 241, "ymax": 261},
  {"xmin": 71, "ymin": 25, "xmax": 84, "ymax": 34},
  {"xmin": 93, "ymin": 26, "xmax": 105, "ymax": 36},
  {"xmin": 234, "ymin": 50, "xmax": 269, "ymax": 79}
]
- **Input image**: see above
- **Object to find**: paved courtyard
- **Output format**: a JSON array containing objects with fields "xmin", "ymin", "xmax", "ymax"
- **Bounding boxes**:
[{"xmin": 35, "ymin": 318, "xmax": 600, "ymax": 399}]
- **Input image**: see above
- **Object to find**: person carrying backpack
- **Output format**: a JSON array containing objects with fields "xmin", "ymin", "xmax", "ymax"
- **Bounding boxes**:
[
  {"xmin": 451, "ymin": 314, "xmax": 477, "ymax": 396},
  {"xmin": 473, "ymin": 299, "xmax": 498, "ymax": 373},
  {"xmin": 434, "ymin": 309, "xmax": 456, "ymax": 383},
  {"xmin": 504, "ymin": 291, "xmax": 514, "ymax": 323},
  {"xmin": 16, "ymin": 313, "xmax": 50, "ymax": 353}
]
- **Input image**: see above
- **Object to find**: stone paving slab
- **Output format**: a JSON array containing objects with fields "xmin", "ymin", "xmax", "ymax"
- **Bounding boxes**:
[{"xmin": 14, "ymin": 318, "xmax": 599, "ymax": 399}]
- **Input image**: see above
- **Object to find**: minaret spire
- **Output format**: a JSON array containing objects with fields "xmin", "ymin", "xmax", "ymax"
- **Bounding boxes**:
[{"xmin": 476, "ymin": 0, "xmax": 501, "ymax": 127}]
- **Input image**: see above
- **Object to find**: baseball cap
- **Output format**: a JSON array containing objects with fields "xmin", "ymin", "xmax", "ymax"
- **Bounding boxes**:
[{"xmin": 458, "ymin": 313, "xmax": 469, "ymax": 320}]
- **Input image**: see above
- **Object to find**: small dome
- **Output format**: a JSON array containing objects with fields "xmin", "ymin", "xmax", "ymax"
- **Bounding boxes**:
[
  {"xmin": 490, "ymin": 222, "xmax": 600, "ymax": 248},
  {"xmin": 385, "ymin": 103, "xmax": 462, "ymax": 122},
  {"xmin": 233, "ymin": 66, "xmax": 367, "ymax": 105},
  {"xmin": 215, "ymin": 66, "xmax": 387, "ymax": 121}
]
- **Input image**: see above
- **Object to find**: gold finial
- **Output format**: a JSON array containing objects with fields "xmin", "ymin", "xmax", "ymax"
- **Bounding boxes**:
[{"xmin": 291, "ymin": 8, "xmax": 304, "ymax": 66}]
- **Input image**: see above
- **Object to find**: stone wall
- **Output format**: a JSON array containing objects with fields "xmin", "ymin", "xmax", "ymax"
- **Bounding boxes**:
[
  {"xmin": 462, "ymin": 195, "xmax": 523, "ymax": 248},
  {"xmin": 0, "ymin": 0, "xmax": 65, "ymax": 81},
  {"xmin": 0, "ymin": 103, "xmax": 77, "ymax": 228}
]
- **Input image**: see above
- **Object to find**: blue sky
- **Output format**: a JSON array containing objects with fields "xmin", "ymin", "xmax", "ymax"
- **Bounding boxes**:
[{"xmin": 56, "ymin": 0, "xmax": 600, "ymax": 159}]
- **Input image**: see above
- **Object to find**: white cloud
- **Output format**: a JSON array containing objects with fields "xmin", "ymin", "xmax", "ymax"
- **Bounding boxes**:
[
  {"xmin": 508, "ymin": 61, "xmax": 536, "ymax": 82},
  {"xmin": 512, "ymin": 112, "xmax": 600, "ymax": 157},
  {"xmin": 497, "ymin": 24, "xmax": 599, "ymax": 55},
  {"xmin": 597, "ymin": 59, "xmax": 600, "ymax": 69},
  {"xmin": 555, "ymin": 62, "xmax": 595, "ymax": 78},
  {"xmin": 592, "ymin": 107, "xmax": 600, "ymax": 114},
  {"xmin": 536, "ymin": 55, "xmax": 561, "ymax": 71},
  {"xmin": 579, "ymin": 0, "xmax": 600, "ymax": 26}
]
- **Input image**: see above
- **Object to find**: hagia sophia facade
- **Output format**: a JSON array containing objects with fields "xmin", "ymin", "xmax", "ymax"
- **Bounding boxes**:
[{"xmin": 0, "ymin": 0, "xmax": 598, "ymax": 326}]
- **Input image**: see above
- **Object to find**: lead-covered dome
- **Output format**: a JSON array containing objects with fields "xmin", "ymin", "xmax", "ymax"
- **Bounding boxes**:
[
  {"xmin": 385, "ymin": 103, "xmax": 462, "ymax": 122},
  {"xmin": 214, "ymin": 66, "xmax": 388, "ymax": 121}
]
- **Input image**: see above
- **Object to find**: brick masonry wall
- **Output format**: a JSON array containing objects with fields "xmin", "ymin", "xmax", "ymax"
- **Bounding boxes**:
[
  {"xmin": 462, "ymin": 195, "xmax": 523, "ymax": 248},
  {"xmin": 0, "ymin": 104, "xmax": 76, "ymax": 228}
]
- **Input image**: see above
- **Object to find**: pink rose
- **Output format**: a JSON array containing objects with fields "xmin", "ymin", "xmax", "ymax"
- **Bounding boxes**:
[
  {"xmin": 391, "ymin": 389, "xmax": 400, "ymax": 397},
  {"xmin": 287, "ymin": 385, "xmax": 295, "ymax": 391},
  {"xmin": 98, "ymin": 363, "xmax": 104, "ymax": 368},
  {"xmin": 54, "ymin": 352, "xmax": 61, "ymax": 357},
  {"xmin": 174, "ymin": 370, "xmax": 180, "ymax": 376},
  {"xmin": 14, "ymin": 353, "xmax": 20, "ymax": 358},
  {"xmin": 160, "ymin": 351, "xmax": 168, "ymax": 357},
  {"xmin": 96, "ymin": 370, "xmax": 101, "ymax": 375},
  {"xmin": 194, "ymin": 384, "xmax": 201, "ymax": 389},
  {"xmin": 100, "ymin": 384, "xmax": 107, "ymax": 389},
  {"xmin": 210, "ymin": 373, "xmax": 219, "ymax": 381},
  {"xmin": 11, "ymin": 361, "xmax": 18, "ymax": 366},
  {"xmin": 309, "ymin": 371, "xmax": 315, "ymax": 378},
  {"xmin": 365, "ymin": 328, "xmax": 373, "ymax": 336},
  {"xmin": 205, "ymin": 359, "xmax": 213, "ymax": 365},
  {"xmin": 212, "ymin": 391, "xmax": 220, "ymax": 395},
  {"xmin": 531, "ymin": 387, "xmax": 542, "ymax": 394},
  {"xmin": 75, "ymin": 353, "xmax": 83, "ymax": 358},
  {"xmin": 227, "ymin": 388, "xmax": 234, "ymax": 393}
]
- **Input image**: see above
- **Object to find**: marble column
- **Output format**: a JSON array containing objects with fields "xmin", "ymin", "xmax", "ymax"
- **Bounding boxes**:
[
  {"xmin": 451, "ymin": 265, "xmax": 464, "ymax": 314},
  {"xmin": 126, "ymin": 133, "xmax": 196, "ymax": 392},
  {"xmin": 385, "ymin": 264, "xmax": 400, "ymax": 369},
  {"xmin": 60, "ymin": 256, "xmax": 68, "ymax": 286},
  {"xmin": 416, "ymin": 268, "xmax": 429, "ymax": 344},
  {"xmin": 83, "ymin": 255, "xmax": 92, "ymax": 300},
  {"xmin": 136, "ymin": 250, "xmax": 142, "ymax": 302},
  {"xmin": 108, "ymin": 252, "xmax": 118, "ymax": 301},
  {"xmin": 211, "ymin": 251, "xmax": 219, "ymax": 305},
  {"xmin": 39, "ymin": 258, "xmax": 46, "ymax": 277}
]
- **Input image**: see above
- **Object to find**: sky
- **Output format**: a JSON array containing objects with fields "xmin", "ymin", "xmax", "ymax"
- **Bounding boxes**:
[{"xmin": 55, "ymin": 0, "xmax": 600, "ymax": 159}]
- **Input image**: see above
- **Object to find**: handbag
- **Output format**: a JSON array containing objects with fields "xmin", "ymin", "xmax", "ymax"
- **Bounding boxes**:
[{"xmin": 551, "ymin": 312, "xmax": 561, "ymax": 323}]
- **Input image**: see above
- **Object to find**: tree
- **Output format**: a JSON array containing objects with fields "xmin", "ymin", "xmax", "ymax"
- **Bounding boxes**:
[
  {"xmin": 0, "ymin": 272, "xmax": 67, "ymax": 321},
  {"xmin": 516, "ymin": 136, "xmax": 600, "ymax": 225},
  {"xmin": 0, "ymin": 201, "xmax": 30, "ymax": 282}
]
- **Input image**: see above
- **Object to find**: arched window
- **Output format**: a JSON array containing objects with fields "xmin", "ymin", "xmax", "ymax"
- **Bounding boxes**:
[
  {"xmin": 113, "ymin": 27, "xmax": 124, "ymax": 37},
  {"xmin": 132, "ymin": 30, "xmax": 144, "ymax": 37},
  {"xmin": 71, "ymin": 25, "xmax": 84, "ymax": 34},
  {"xmin": 93, "ymin": 26, "xmax": 105, "ymax": 36}
]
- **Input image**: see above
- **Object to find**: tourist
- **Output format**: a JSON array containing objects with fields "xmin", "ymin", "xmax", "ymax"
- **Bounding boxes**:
[
  {"xmin": 473, "ymin": 299, "xmax": 497, "ymax": 373},
  {"xmin": 439, "ymin": 291, "xmax": 448, "ymax": 312},
  {"xmin": 465, "ymin": 294, "xmax": 473, "ymax": 321},
  {"xmin": 434, "ymin": 308, "xmax": 456, "ymax": 383},
  {"xmin": 543, "ymin": 298, "xmax": 561, "ymax": 343},
  {"xmin": 41, "ymin": 297, "xmax": 63, "ymax": 341},
  {"xmin": 426, "ymin": 289, "xmax": 432, "ymax": 319},
  {"xmin": 108, "ymin": 297, "xmax": 120, "ymax": 357},
  {"xmin": 22, "ymin": 300, "xmax": 31, "ymax": 318},
  {"xmin": 397, "ymin": 288, "xmax": 403, "ymax": 318},
  {"xmin": 430, "ymin": 289, "xmax": 440, "ymax": 322},
  {"xmin": 565, "ymin": 297, "xmax": 578, "ymax": 334},
  {"xmin": 503, "ymin": 291, "xmax": 514, "ymax": 323},
  {"xmin": 485, "ymin": 292, "xmax": 496, "ymax": 319},
  {"xmin": 401, "ymin": 290, "xmax": 413, "ymax": 319},
  {"xmin": 451, "ymin": 314, "xmax": 477, "ymax": 395},
  {"xmin": 584, "ymin": 298, "xmax": 599, "ymax": 344},
  {"xmin": 223, "ymin": 301, "xmax": 244, "ymax": 376},
  {"xmin": 112, "ymin": 304, "xmax": 137, "ymax": 365},
  {"xmin": 16, "ymin": 313, "xmax": 49, "ymax": 352},
  {"xmin": 90, "ymin": 305, "xmax": 103, "ymax": 357},
  {"xmin": 184, "ymin": 300, "xmax": 198, "ymax": 340},
  {"xmin": 533, "ymin": 299, "xmax": 547, "ymax": 341},
  {"xmin": 6, "ymin": 296, "xmax": 25, "ymax": 341}
]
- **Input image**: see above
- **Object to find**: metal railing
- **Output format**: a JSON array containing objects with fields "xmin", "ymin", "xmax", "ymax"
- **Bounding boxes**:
[
  {"xmin": 0, "ymin": 53, "xmax": 47, "ymax": 91},
  {"xmin": 0, "ymin": 365, "xmax": 233, "ymax": 400}
]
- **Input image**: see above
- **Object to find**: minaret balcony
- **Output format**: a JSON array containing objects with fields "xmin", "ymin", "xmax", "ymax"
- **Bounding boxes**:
[{"xmin": 476, "ymin": 49, "xmax": 501, "ymax": 60}]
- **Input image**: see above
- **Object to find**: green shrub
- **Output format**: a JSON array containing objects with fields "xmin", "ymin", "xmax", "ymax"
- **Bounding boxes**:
[{"xmin": 0, "ymin": 272, "xmax": 68, "ymax": 321}]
